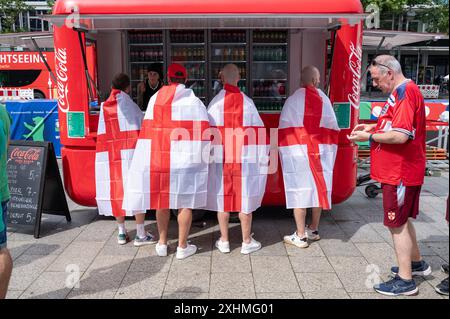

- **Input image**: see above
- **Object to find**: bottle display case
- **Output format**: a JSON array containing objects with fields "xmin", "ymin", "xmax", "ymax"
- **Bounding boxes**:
[
  {"xmin": 128, "ymin": 31, "xmax": 164, "ymax": 101},
  {"xmin": 169, "ymin": 30, "xmax": 207, "ymax": 103},
  {"xmin": 210, "ymin": 30, "xmax": 248, "ymax": 97},
  {"xmin": 251, "ymin": 31, "xmax": 288, "ymax": 111},
  {"xmin": 128, "ymin": 30, "xmax": 289, "ymax": 112}
]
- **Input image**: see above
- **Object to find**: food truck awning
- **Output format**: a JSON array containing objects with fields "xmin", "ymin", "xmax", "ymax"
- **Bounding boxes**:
[
  {"xmin": 0, "ymin": 32, "xmax": 54, "ymax": 49},
  {"xmin": 44, "ymin": 0, "xmax": 366, "ymax": 30},
  {"xmin": 363, "ymin": 29, "xmax": 449, "ymax": 49}
]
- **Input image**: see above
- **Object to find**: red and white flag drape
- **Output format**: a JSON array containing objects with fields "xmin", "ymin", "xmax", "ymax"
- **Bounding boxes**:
[
  {"xmin": 206, "ymin": 84, "xmax": 269, "ymax": 214},
  {"xmin": 122, "ymin": 84, "xmax": 211, "ymax": 210},
  {"xmin": 95, "ymin": 89, "xmax": 144, "ymax": 217},
  {"xmin": 278, "ymin": 86, "xmax": 340, "ymax": 210}
]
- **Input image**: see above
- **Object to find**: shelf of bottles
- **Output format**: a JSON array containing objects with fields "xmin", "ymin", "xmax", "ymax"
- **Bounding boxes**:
[
  {"xmin": 252, "ymin": 30, "xmax": 288, "ymax": 112},
  {"xmin": 128, "ymin": 31, "xmax": 164, "ymax": 101},
  {"xmin": 210, "ymin": 30, "xmax": 248, "ymax": 98},
  {"xmin": 169, "ymin": 30, "xmax": 207, "ymax": 103}
]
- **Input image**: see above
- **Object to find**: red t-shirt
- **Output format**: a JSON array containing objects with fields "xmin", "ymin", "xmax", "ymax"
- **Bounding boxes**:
[{"xmin": 370, "ymin": 80, "xmax": 426, "ymax": 186}]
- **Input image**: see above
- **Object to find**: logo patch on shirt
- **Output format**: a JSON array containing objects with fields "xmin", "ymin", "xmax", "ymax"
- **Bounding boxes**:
[
  {"xmin": 380, "ymin": 102, "xmax": 394, "ymax": 116},
  {"xmin": 388, "ymin": 95, "xmax": 396, "ymax": 107},
  {"xmin": 387, "ymin": 211, "xmax": 396, "ymax": 221}
]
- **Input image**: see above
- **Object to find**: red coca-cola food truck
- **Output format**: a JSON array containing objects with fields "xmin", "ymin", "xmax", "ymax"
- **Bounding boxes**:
[{"xmin": 46, "ymin": 0, "xmax": 365, "ymax": 208}]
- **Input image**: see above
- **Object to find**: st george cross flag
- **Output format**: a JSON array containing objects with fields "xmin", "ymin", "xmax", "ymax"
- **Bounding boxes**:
[
  {"xmin": 278, "ymin": 86, "xmax": 340, "ymax": 210},
  {"xmin": 95, "ymin": 89, "xmax": 144, "ymax": 217},
  {"xmin": 206, "ymin": 84, "xmax": 269, "ymax": 214},
  {"xmin": 122, "ymin": 84, "xmax": 211, "ymax": 210}
]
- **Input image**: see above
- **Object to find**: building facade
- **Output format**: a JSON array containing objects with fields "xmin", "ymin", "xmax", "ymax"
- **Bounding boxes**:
[
  {"xmin": 362, "ymin": 8, "xmax": 449, "ymax": 98},
  {"xmin": 0, "ymin": 1, "xmax": 51, "ymax": 33}
]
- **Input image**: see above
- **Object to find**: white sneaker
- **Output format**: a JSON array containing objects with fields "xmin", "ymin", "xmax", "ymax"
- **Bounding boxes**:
[
  {"xmin": 176, "ymin": 244, "xmax": 197, "ymax": 260},
  {"xmin": 284, "ymin": 232, "xmax": 309, "ymax": 248},
  {"xmin": 306, "ymin": 226, "xmax": 321, "ymax": 241},
  {"xmin": 155, "ymin": 243, "xmax": 168, "ymax": 257},
  {"xmin": 241, "ymin": 236, "xmax": 262, "ymax": 255},
  {"xmin": 215, "ymin": 239, "xmax": 231, "ymax": 254}
]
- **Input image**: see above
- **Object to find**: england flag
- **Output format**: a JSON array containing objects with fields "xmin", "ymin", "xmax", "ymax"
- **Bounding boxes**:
[
  {"xmin": 278, "ymin": 86, "xmax": 340, "ymax": 210},
  {"xmin": 206, "ymin": 84, "xmax": 269, "ymax": 214},
  {"xmin": 122, "ymin": 84, "xmax": 211, "ymax": 210},
  {"xmin": 95, "ymin": 89, "xmax": 144, "ymax": 216}
]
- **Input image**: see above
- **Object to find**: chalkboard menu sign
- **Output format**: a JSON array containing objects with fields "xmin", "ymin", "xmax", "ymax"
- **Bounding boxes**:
[
  {"xmin": 6, "ymin": 141, "xmax": 71, "ymax": 238},
  {"xmin": 7, "ymin": 144, "xmax": 44, "ymax": 225}
]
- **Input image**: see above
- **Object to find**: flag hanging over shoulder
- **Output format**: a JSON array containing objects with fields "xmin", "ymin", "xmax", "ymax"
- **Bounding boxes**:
[
  {"xmin": 278, "ymin": 86, "xmax": 340, "ymax": 210},
  {"xmin": 95, "ymin": 89, "xmax": 144, "ymax": 217},
  {"xmin": 123, "ymin": 83, "xmax": 211, "ymax": 210},
  {"xmin": 206, "ymin": 84, "xmax": 269, "ymax": 214}
]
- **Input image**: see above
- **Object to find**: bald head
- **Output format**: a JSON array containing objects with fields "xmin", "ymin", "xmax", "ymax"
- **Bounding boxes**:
[
  {"xmin": 222, "ymin": 64, "xmax": 241, "ymax": 86},
  {"xmin": 301, "ymin": 66, "xmax": 320, "ymax": 87}
]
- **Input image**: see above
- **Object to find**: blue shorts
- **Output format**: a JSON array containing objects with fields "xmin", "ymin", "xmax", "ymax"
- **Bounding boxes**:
[{"xmin": 0, "ymin": 201, "xmax": 8, "ymax": 250}]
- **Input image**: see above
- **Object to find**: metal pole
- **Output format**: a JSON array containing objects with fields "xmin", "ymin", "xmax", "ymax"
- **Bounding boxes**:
[
  {"xmin": 30, "ymin": 37, "xmax": 57, "ymax": 84},
  {"xmin": 325, "ymin": 25, "xmax": 341, "ymax": 96},
  {"xmin": 375, "ymin": 36, "xmax": 386, "ymax": 56},
  {"xmin": 416, "ymin": 49, "xmax": 420, "ymax": 83},
  {"xmin": 77, "ymin": 30, "xmax": 94, "ymax": 103}
]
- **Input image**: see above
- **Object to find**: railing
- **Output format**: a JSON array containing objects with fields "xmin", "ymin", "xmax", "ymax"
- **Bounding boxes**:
[{"xmin": 0, "ymin": 88, "xmax": 34, "ymax": 101}]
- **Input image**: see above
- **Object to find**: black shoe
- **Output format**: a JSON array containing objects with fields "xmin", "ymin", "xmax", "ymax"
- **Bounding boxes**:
[
  {"xmin": 435, "ymin": 277, "xmax": 449, "ymax": 296},
  {"xmin": 441, "ymin": 264, "xmax": 449, "ymax": 275}
]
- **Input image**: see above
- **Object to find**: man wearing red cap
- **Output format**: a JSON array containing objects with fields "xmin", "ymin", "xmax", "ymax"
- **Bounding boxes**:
[{"xmin": 123, "ymin": 63, "xmax": 211, "ymax": 260}]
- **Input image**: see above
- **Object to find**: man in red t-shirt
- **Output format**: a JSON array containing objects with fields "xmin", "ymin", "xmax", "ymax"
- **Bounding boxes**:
[{"xmin": 349, "ymin": 55, "xmax": 430, "ymax": 297}]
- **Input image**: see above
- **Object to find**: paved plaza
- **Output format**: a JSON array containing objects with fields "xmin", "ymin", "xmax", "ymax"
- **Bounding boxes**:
[{"xmin": 4, "ymin": 169, "xmax": 449, "ymax": 299}]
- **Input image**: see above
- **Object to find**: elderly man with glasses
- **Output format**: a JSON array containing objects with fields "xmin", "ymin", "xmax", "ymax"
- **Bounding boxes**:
[{"xmin": 349, "ymin": 55, "xmax": 430, "ymax": 297}]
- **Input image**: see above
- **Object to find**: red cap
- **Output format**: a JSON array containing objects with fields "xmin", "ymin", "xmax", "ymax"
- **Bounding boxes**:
[{"xmin": 168, "ymin": 63, "xmax": 187, "ymax": 79}]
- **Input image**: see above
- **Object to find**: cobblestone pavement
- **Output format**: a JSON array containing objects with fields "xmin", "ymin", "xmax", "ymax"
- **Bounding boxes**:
[{"xmin": 5, "ymin": 170, "xmax": 449, "ymax": 299}]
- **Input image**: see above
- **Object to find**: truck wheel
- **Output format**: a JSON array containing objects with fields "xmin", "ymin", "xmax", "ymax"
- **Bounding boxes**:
[
  {"xmin": 365, "ymin": 184, "xmax": 380, "ymax": 198},
  {"xmin": 33, "ymin": 91, "xmax": 45, "ymax": 99}
]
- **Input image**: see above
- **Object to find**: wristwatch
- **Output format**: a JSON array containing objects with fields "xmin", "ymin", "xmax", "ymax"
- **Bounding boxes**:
[{"xmin": 369, "ymin": 134, "xmax": 374, "ymax": 143}]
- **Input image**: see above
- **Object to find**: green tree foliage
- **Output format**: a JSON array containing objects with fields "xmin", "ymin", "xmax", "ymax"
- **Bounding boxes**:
[
  {"xmin": 362, "ymin": 0, "xmax": 409, "ymax": 12},
  {"xmin": 0, "ymin": 0, "xmax": 31, "ymax": 33},
  {"xmin": 418, "ymin": 0, "xmax": 449, "ymax": 33},
  {"xmin": 362, "ymin": 0, "xmax": 449, "ymax": 33}
]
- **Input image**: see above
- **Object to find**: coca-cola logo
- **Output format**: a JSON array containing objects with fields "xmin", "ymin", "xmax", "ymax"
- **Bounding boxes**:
[
  {"xmin": 10, "ymin": 148, "xmax": 41, "ymax": 164},
  {"xmin": 55, "ymin": 48, "xmax": 70, "ymax": 113},
  {"xmin": 348, "ymin": 42, "xmax": 362, "ymax": 109}
]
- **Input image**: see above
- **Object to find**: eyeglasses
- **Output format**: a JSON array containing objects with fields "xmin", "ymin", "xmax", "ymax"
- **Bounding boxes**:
[
  {"xmin": 361, "ymin": 60, "xmax": 393, "ymax": 80},
  {"xmin": 370, "ymin": 60, "xmax": 393, "ymax": 71}
]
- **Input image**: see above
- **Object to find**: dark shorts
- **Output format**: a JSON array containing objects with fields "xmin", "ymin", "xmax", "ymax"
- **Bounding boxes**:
[
  {"xmin": 0, "ymin": 201, "xmax": 7, "ymax": 250},
  {"xmin": 381, "ymin": 183, "xmax": 421, "ymax": 228}
]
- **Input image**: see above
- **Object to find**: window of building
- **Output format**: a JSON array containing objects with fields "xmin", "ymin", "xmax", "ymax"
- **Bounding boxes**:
[
  {"xmin": 43, "ymin": 20, "xmax": 50, "ymax": 31},
  {"xmin": 366, "ymin": 54, "xmax": 382, "ymax": 93},
  {"xmin": 29, "ymin": 17, "xmax": 42, "ymax": 31},
  {"xmin": 401, "ymin": 17, "xmax": 420, "ymax": 32},
  {"xmin": 427, "ymin": 55, "xmax": 449, "ymax": 87},
  {"xmin": 380, "ymin": 13, "xmax": 395, "ymax": 30},
  {"xmin": 401, "ymin": 55, "xmax": 420, "ymax": 82}
]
